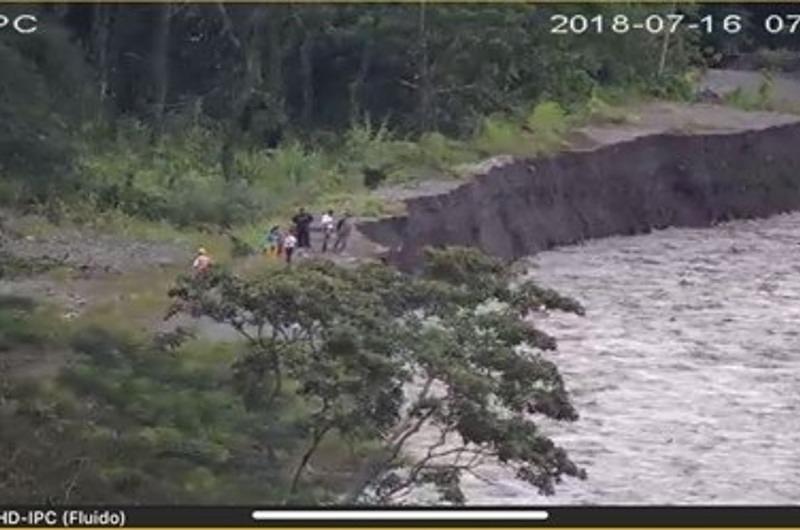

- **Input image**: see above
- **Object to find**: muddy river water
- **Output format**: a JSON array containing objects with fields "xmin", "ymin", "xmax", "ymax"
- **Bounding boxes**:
[{"xmin": 456, "ymin": 212, "xmax": 800, "ymax": 505}]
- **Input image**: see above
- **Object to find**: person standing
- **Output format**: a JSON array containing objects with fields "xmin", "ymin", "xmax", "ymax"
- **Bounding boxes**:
[
  {"xmin": 320, "ymin": 209, "xmax": 335, "ymax": 253},
  {"xmin": 283, "ymin": 229, "xmax": 297, "ymax": 265},
  {"xmin": 264, "ymin": 225, "xmax": 282, "ymax": 258},
  {"xmin": 292, "ymin": 207, "xmax": 313, "ymax": 250},
  {"xmin": 192, "ymin": 247, "xmax": 213, "ymax": 275},
  {"xmin": 333, "ymin": 211, "xmax": 353, "ymax": 253}
]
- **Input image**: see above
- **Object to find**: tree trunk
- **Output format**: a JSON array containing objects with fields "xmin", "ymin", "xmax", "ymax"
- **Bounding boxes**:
[
  {"xmin": 657, "ymin": 4, "xmax": 677, "ymax": 77},
  {"xmin": 91, "ymin": 5, "xmax": 112, "ymax": 102},
  {"xmin": 150, "ymin": 3, "xmax": 172, "ymax": 144},
  {"xmin": 221, "ymin": 8, "xmax": 267, "ymax": 181},
  {"xmin": 288, "ymin": 424, "xmax": 330, "ymax": 500},
  {"xmin": 418, "ymin": 1, "xmax": 434, "ymax": 132},
  {"xmin": 266, "ymin": 9, "xmax": 286, "ymax": 119},
  {"xmin": 300, "ymin": 27, "xmax": 315, "ymax": 127},
  {"xmin": 349, "ymin": 37, "xmax": 372, "ymax": 125}
]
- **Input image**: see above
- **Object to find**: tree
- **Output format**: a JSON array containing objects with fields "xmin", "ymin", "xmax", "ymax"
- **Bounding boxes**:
[
  {"xmin": 214, "ymin": 5, "xmax": 270, "ymax": 180},
  {"xmin": 0, "ymin": 302, "xmax": 295, "ymax": 504},
  {"xmin": 168, "ymin": 247, "xmax": 587, "ymax": 504},
  {"xmin": 0, "ymin": 9, "xmax": 97, "ymax": 199},
  {"xmin": 150, "ymin": 3, "xmax": 173, "ymax": 143}
]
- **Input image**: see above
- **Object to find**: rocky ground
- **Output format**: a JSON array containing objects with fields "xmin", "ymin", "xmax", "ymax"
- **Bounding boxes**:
[{"xmin": 0, "ymin": 210, "xmax": 190, "ymax": 318}]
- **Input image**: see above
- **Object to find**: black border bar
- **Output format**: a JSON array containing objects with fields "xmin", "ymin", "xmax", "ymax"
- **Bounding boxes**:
[{"xmin": 2, "ymin": 507, "xmax": 800, "ymax": 527}]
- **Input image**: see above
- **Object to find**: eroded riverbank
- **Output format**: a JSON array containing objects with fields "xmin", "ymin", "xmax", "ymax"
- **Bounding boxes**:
[
  {"xmin": 358, "ymin": 104, "xmax": 800, "ymax": 271},
  {"xmin": 457, "ymin": 212, "xmax": 800, "ymax": 504}
]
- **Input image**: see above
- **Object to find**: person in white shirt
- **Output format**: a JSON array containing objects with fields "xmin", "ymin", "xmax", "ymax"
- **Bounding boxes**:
[
  {"xmin": 283, "ymin": 230, "xmax": 298, "ymax": 265},
  {"xmin": 192, "ymin": 247, "xmax": 213, "ymax": 275},
  {"xmin": 320, "ymin": 209, "xmax": 335, "ymax": 253}
]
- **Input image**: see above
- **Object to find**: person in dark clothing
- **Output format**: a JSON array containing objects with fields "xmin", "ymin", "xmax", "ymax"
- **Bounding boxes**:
[
  {"xmin": 292, "ymin": 207, "xmax": 314, "ymax": 249},
  {"xmin": 333, "ymin": 211, "xmax": 353, "ymax": 253}
]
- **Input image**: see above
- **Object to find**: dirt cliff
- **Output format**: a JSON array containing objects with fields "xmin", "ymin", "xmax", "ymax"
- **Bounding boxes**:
[{"xmin": 357, "ymin": 104, "xmax": 800, "ymax": 270}]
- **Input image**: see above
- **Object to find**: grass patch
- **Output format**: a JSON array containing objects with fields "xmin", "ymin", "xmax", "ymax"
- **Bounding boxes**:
[
  {"xmin": 0, "ymin": 252, "xmax": 64, "ymax": 280},
  {"xmin": 0, "ymin": 295, "xmax": 64, "ymax": 351},
  {"xmin": 70, "ymin": 267, "xmax": 183, "ymax": 330}
]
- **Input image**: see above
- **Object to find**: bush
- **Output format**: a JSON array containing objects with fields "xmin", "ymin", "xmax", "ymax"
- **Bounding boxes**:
[
  {"xmin": 473, "ymin": 115, "xmax": 532, "ymax": 157},
  {"xmin": 526, "ymin": 101, "xmax": 569, "ymax": 150},
  {"xmin": 0, "ymin": 295, "xmax": 62, "ymax": 351},
  {"xmin": 2, "ymin": 307, "xmax": 310, "ymax": 503},
  {"xmin": 581, "ymin": 90, "xmax": 631, "ymax": 124},
  {"xmin": 723, "ymin": 74, "xmax": 774, "ymax": 112},
  {"xmin": 417, "ymin": 132, "xmax": 477, "ymax": 173}
]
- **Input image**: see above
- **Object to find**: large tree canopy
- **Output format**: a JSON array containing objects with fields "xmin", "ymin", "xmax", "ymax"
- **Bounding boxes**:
[{"xmin": 168, "ymin": 247, "xmax": 587, "ymax": 503}]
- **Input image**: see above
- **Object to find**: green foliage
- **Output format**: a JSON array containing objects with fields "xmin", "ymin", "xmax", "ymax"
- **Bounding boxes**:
[
  {"xmin": 77, "ymin": 124, "xmax": 263, "ymax": 227},
  {"xmin": 0, "ymin": 296, "xmax": 61, "ymax": 352},
  {"xmin": 0, "ymin": 296, "xmax": 357, "ymax": 504},
  {"xmin": 0, "ymin": 4, "xmax": 711, "ymax": 229},
  {"xmin": 527, "ymin": 101, "xmax": 569, "ymax": 151},
  {"xmin": 0, "ymin": 14, "xmax": 96, "ymax": 199},
  {"xmin": 343, "ymin": 117, "xmax": 395, "ymax": 166},
  {"xmin": 472, "ymin": 100, "xmax": 580, "ymax": 157},
  {"xmin": 169, "ymin": 246, "xmax": 586, "ymax": 504},
  {"xmin": 417, "ymin": 132, "xmax": 478, "ymax": 172},
  {"xmin": 77, "ymin": 113, "xmax": 473, "ymax": 232},
  {"xmin": 582, "ymin": 90, "xmax": 632, "ymax": 124},
  {"xmin": 723, "ymin": 73, "xmax": 775, "ymax": 112},
  {"xmin": 238, "ymin": 141, "xmax": 329, "ymax": 191},
  {"xmin": 473, "ymin": 116, "xmax": 532, "ymax": 157},
  {"xmin": 0, "ymin": 252, "xmax": 63, "ymax": 280}
]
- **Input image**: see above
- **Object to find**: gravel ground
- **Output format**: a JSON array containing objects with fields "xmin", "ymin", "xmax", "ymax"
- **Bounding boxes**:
[
  {"xmin": 1, "ymin": 228, "xmax": 188, "ymax": 274},
  {"xmin": 453, "ymin": 212, "xmax": 800, "ymax": 505}
]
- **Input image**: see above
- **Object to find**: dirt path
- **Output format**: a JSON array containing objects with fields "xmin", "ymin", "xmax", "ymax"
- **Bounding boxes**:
[
  {"xmin": 0, "ymin": 216, "xmax": 380, "ymax": 346},
  {"xmin": 700, "ymin": 68, "xmax": 800, "ymax": 110},
  {"xmin": 0, "ymin": 217, "xmax": 189, "ymax": 317}
]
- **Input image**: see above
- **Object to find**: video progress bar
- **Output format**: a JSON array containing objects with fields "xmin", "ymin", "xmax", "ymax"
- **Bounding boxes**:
[{"xmin": 252, "ymin": 510, "xmax": 550, "ymax": 522}]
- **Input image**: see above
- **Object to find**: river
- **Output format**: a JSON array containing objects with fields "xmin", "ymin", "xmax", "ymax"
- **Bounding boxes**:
[{"xmin": 458, "ymin": 212, "xmax": 800, "ymax": 505}]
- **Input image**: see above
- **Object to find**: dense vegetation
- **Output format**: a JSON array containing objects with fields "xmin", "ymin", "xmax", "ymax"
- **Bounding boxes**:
[
  {"xmin": 3, "ymin": 248, "xmax": 586, "ymax": 503},
  {"xmin": 1, "ymin": 3, "xmax": 712, "ymax": 232},
  {"xmin": 3, "ymin": 4, "xmax": 795, "ymax": 232}
]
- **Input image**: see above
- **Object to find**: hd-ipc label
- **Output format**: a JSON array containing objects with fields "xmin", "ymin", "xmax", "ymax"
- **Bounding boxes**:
[{"xmin": 0, "ymin": 510, "xmax": 125, "ymax": 527}]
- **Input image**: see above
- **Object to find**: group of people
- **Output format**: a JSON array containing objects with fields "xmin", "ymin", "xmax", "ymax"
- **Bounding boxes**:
[
  {"xmin": 263, "ymin": 207, "xmax": 353, "ymax": 264},
  {"xmin": 190, "ymin": 208, "xmax": 354, "ymax": 276}
]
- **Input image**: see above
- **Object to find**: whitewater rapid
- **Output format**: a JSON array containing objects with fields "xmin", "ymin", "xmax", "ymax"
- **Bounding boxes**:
[{"xmin": 459, "ymin": 212, "xmax": 800, "ymax": 505}]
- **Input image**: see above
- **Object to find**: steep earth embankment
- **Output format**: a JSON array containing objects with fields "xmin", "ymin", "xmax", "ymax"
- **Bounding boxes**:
[{"xmin": 357, "ymin": 103, "xmax": 800, "ymax": 270}]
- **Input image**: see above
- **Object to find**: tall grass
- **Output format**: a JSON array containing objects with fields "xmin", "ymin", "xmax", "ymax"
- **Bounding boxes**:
[
  {"xmin": 723, "ymin": 72, "xmax": 776, "ymax": 112},
  {"xmin": 65, "ymin": 88, "xmax": 648, "ymax": 257},
  {"xmin": 470, "ymin": 95, "xmax": 630, "ymax": 158}
]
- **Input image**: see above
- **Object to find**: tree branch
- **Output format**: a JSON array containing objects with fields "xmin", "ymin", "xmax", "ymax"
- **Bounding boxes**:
[
  {"xmin": 344, "ymin": 405, "xmax": 437, "ymax": 504},
  {"xmin": 215, "ymin": 3, "xmax": 242, "ymax": 51},
  {"xmin": 287, "ymin": 421, "xmax": 332, "ymax": 500}
]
